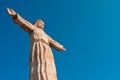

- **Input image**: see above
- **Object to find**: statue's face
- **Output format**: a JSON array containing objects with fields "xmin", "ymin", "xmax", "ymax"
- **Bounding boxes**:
[{"xmin": 34, "ymin": 20, "xmax": 44, "ymax": 29}]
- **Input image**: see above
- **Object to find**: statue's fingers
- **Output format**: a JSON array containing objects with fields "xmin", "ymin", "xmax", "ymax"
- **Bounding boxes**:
[
  {"xmin": 10, "ymin": 9, "xmax": 14, "ymax": 12},
  {"xmin": 7, "ymin": 8, "xmax": 10, "ymax": 12},
  {"xmin": 10, "ymin": 9, "xmax": 16, "ymax": 14},
  {"xmin": 7, "ymin": 8, "xmax": 11, "ymax": 14},
  {"xmin": 62, "ymin": 48, "xmax": 66, "ymax": 51},
  {"xmin": 7, "ymin": 8, "xmax": 9, "ymax": 11}
]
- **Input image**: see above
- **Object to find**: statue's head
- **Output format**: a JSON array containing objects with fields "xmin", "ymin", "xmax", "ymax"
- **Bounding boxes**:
[{"xmin": 34, "ymin": 20, "xmax": 44, "ymax": 29}]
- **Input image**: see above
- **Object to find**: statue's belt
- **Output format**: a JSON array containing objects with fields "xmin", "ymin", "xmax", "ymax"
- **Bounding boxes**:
[{"xmin": 31, "ymin": 39, "xmax": 49, "ymax": 45}]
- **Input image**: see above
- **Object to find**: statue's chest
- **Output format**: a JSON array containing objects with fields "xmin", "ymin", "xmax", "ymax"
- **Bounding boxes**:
[{"xmin": 30, "ymin": 28, "xmax": 48, "ymax": 42}]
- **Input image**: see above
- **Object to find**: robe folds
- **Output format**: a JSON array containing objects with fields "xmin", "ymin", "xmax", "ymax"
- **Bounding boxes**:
[{"xmin": 13, "ymin": 14, "xmax": 64, "ymax": 80}]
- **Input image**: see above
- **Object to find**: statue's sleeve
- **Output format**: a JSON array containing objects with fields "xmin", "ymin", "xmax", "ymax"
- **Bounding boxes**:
[
  {"xmin": 13, "ymin": 14, "xmax": 34, "ymax": 32},
  {"xmin": 48, "ymin": 36, "xmax": 64, "ymax": 51}
]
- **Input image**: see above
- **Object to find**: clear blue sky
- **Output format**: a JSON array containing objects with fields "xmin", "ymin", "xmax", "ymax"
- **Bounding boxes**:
[{"xmin": 1, "ymin": 0, "xmax": 120, "ymax": 80}]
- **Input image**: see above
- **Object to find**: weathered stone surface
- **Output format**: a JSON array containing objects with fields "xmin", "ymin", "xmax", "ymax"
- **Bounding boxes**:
[{"xmin": 7, "ymin": 8, "xmax": 66, "ymax": 80}]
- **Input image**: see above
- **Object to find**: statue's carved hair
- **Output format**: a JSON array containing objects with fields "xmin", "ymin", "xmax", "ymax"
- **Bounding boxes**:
[{"xmin": 34, "ymin": 20, "xmax": 44, "ymax": 25}]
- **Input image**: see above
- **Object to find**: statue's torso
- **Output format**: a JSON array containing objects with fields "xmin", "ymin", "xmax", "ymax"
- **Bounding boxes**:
[{"xmin": 29, "ymin": 27, "xmax": 49, "ymax": 44}]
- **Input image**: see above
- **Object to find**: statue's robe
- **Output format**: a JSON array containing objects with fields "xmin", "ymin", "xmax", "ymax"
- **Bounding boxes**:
[{"xmin": 13, "ymin": 14, "xmax": 64, "ymax": 80}]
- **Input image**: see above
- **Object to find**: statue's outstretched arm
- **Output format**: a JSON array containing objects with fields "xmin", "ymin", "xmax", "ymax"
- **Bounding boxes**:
[
  {"xmin": 7, "ymin": 8, "xmax": 34, "ymax": 32},
  {"xmin": 48, "ymin": 36, "xmax": 66, "ymax": 51}
]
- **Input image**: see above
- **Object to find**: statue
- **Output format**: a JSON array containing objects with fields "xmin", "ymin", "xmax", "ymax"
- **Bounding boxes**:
[{"xmin": 7, "ymin": 8, "xmax": 66, "ymax": 80}]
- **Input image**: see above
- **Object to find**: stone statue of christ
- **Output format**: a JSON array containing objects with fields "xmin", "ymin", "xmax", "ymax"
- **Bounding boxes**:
[{"xmin": 7, "ymin": 8, "xmax": 66, "ymax": 80}]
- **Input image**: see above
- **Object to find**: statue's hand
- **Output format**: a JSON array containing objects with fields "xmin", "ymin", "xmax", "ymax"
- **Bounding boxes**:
[
  {"xmin": 62, "ymin": 47, "xmax": 66, "ymax": 51},
  {"xmin": 57, "ymin": 47, "xmax": 66, "ymax": 52},
  {"xmin": 7, "ymin": 8, "xmax": 17, "ymax": 17}
]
